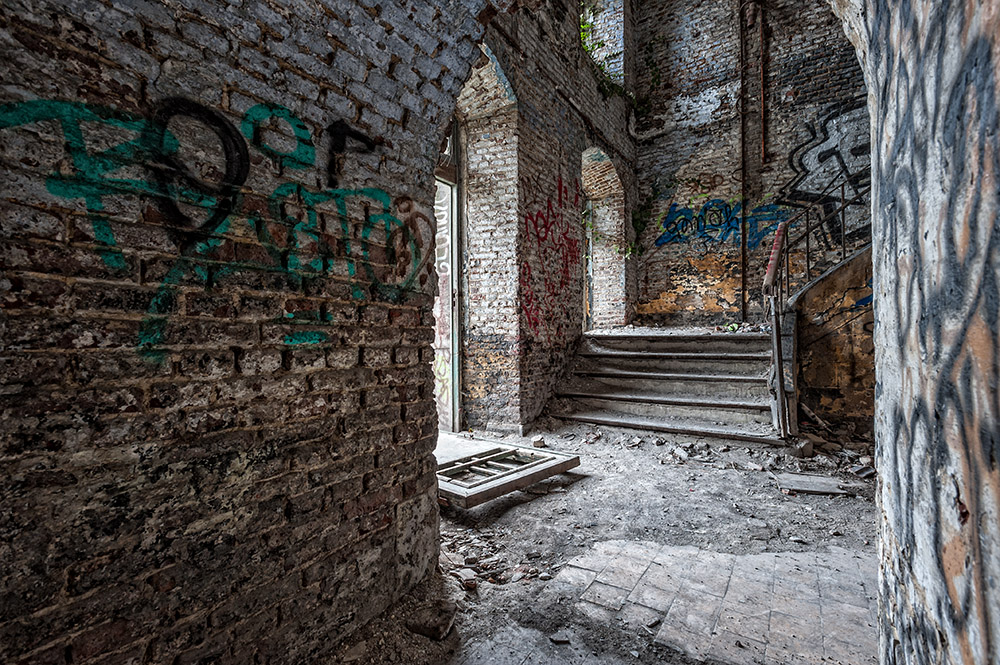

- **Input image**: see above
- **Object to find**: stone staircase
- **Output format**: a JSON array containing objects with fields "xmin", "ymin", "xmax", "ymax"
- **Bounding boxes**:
[{"xmin": 548, "ymin": 330, "xmax": 785, "ymax": 446}]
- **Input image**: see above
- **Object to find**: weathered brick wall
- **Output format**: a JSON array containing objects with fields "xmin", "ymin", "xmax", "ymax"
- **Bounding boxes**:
[
  {"xmin": 0, "ymin": 0, "xmax": 638, "ymax": 658},
  {"xmin": 457, "ymin": 46, "xmax": 521, "ymax": 430},
  {"xmin": 456, "ymin": 2, "xmax": 635, "ymax": 429},
  {"xmin": 793, "ymin": 245, "xmax": 874, "ymax": 438},
  {"xmin": 0, "ymin": 0, "xmax": 521, "ymax": 662},
  {"xmin": 583, "ymin": 0, "xmax": 626, "ymax": 86},
  {"xmin": 634, "ymin": 0, "xmax": 868, "ymax": 325},
  {"xmin": 500, "ymin": 3, "xmax": 634, "ymax": 425},
  {"xmin": 634, "ymin": 0, "xmax": 743, "ymax": 323}
]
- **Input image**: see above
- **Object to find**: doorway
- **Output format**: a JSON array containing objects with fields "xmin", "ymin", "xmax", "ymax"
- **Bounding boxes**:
[{"xmin": 433, "ymin": 175, "xmax": 461, "ymax": 432}]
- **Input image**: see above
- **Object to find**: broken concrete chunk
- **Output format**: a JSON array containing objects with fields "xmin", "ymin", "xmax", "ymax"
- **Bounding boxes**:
[
  {"xmin": 775, "ymin": 472, "xmax": 864, "ymax": 495},
  {"xmin": 341, "ymin": 641, "xmax": 367, "ymax": 662},
  {"xmin": 549, "ymin": 630, "xmax": 572, "ymax": 645},
  {"xmin": 787, "ymin": 439, "xmax": 814, "ymax": 458},
  {"xmin": 850, "ymin": 464, "xmax": 877, "ymax": 479},
  {"xmin": 452, "ymin": 568, "xmax": 478, "ymax": 590},
  {"xmin": 405, "ymin": 599, "xmax": 458, "ymax": 641},
  {"xmin": 531, "ymin": 435, "xmax": 546, "ymax": 448}
]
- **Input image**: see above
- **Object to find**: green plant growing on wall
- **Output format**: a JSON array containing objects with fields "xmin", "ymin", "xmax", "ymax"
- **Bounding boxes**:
[
  {"xmin": 580, "ymin": 0, "xmax": 626, "ymax": 100},
  {"xmin": 580, "ymin": 1, "xmax": 606, "ymax": 57},
  {"xmin": 630, "ymin": 187, "xmax": 661, "ymax": 256}
]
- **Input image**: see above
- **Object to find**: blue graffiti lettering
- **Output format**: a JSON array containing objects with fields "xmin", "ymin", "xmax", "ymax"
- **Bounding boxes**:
[{"xmin": 654, "ymin": 199, "xmax": 790, "ymax": 251}]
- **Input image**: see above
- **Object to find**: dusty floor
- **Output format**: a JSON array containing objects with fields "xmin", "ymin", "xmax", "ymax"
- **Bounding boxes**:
[{"xmin": 332, "ymin": 416, "xmax": 878, "ymax": 664}]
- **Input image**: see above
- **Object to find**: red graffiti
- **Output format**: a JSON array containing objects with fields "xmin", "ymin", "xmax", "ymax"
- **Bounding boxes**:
[{"xmin": 520, "ymin": 176, "xmax": 582, "ymax": 342}]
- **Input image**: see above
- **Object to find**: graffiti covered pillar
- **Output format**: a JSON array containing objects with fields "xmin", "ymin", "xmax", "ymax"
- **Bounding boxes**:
[{"xmin": 828, "ymin": 1, "xmax": 1000, "ymax": 663}]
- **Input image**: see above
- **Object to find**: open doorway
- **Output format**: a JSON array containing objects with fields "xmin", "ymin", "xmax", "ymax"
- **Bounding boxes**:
[
  {"xmin": 433, "ymin": 122, "xmax": 461, "ymax": 433},
  {"xmin": 581, "ymin": 147, "xmax": 628, "ymax": 330}
]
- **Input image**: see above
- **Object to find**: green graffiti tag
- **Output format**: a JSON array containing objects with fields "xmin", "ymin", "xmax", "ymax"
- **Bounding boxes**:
[
  {"xmin": 241, "ymin": 103, "xmax": 315, "ymax": 170},
  {"xmin": 1, "ymin": 98, "xmax": 427, "ymax": 359},
  {"xmin": 0, "ymin": 100, "xmax": 175, "ymax": 271}
]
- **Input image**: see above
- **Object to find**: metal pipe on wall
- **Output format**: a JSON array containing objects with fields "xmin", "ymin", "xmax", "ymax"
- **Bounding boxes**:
[{"xmin": 738, "ymin": 0, "xmax": 749, "ymax": 322}]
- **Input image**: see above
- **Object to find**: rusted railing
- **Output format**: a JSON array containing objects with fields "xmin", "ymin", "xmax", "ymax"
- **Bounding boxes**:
[{"xmin": 762, "ymin": 168, "xmax": 872, "ymax": 438}]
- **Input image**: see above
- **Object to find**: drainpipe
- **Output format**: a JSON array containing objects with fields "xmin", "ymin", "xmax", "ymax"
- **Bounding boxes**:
[{"xmin": 738, "ymin": 0, "xmax": 749, "ymax": 322}]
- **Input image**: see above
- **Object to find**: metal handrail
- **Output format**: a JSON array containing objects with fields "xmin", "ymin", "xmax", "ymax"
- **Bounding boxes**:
[{"xmin": 761, "ymin": 168, "xmax": 872, "ymax": 439}]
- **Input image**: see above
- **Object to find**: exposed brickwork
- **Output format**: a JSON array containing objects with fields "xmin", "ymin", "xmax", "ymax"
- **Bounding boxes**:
[
  {"xmin": 634, "ymin": 0, "xmax": 868, "ymax": 325},
  {"xmin": 458, "ymin": 50, "xmax": 521, "ymax": 430},
  {"xmin": 0, "ymin": 0, "xmax": 510, "ymax": 662},
  {"xmin": 582, "ymin": 148, "xmax": 629, "ymax": 328},
  {"xmin": 455, "ymin": 7, "xmax": 636, "ymax": 430},
  {"xmin": 0, "ymin": 0, "xmax": 635, "ymax": 660},
  {"xmin": 583, "ymin": 0, "xmax": 629, "ymax": 88}
]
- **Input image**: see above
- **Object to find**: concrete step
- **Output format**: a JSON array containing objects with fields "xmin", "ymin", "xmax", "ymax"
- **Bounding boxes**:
[
  {"xmin": 552, "ymin": 408, "xmax": 785, "ymax": 446},
  {"xmin": 583, "ymin": 332, "xmax": 771, "ymax": 355},
  {"xmin": 569, "ymin": 370, "xmax": 770, "ymax": 400},
  {"xmin": 575, "ymin": 351, "xmax": 770, "ymax": 376},
  {"xmin": 557, "ymin": 391, "xmax": 772, "ymax": 425}
]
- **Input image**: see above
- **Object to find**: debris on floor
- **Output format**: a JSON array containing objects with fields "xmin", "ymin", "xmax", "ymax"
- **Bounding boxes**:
[
  {"xmin": 405, "ymin": 598, "xmax": 459, "ymax": 641},
  {"xmin": 775, "ymin": 472, "xmax": 867, "ymax": 496},
  {"xmin": 334, "ymin": 417, "xmax": 878, "ymax": 664}
]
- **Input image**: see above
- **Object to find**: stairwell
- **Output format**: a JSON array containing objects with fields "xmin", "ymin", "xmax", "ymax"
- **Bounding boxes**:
[{"xmin": 548, "ymin": 330, "xmax": 785, "ymax": 446}]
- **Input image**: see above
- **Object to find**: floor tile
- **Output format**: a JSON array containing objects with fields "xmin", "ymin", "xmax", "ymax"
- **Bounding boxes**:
[{"xmin": 579, "ymin": 582, "xmax": 630, "ymax": 611}]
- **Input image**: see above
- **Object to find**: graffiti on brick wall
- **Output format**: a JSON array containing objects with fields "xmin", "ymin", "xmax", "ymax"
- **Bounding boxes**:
[
  {"xmin": 652, "ymin": 198, "xmax": 790, "ymax": 251},
  {"xmin": 781, "ymin": 103, "xmax": 870, "ymax": 207},
  {"xmin": 519, "ymin": 175, "xmax": 582, "ymax": 342},
  {"xmin": 0, "ymin": 98, "xmax": 431, "ymax": 359},
  {"xmin": 778, "ymin": 103, "xmax": 871, "ymax": 247}
]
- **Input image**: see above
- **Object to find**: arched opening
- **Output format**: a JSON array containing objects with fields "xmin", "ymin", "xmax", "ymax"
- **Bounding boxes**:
[{"xmin": 581, "ymin": 147, "xmax": 629, "ymax": 329}]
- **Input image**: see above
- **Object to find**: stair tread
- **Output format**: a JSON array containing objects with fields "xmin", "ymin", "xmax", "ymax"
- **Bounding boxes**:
[
  {"xmin": 585, "ymin": 332, "xmax": 770, "ymax": 341},
  {"xmin": 576, "ymin": 369, "xmax": 768, "ymax": 382},
  {"xmin": 556, "ymin": 410, "xmax": 784, "ymax": 445},
  {"xmin": 579, "ymin": 351, "xmax": 771, "ymax": 360},
  {"xmin": 557, "ymin": 390, "xmax": 771, "ymax": 410}
]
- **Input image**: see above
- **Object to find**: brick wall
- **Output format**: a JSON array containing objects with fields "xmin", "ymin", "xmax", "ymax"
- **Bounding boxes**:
[
  {"xmin": 583, "ymin": 0, "xmax": 627, "ymax": 86},
  {"xmin": 0, "ymin": 0, "xmax": 638, "ymax": 660},
  {"xmin": 634, "ymin": 0, "xmax": 869, "ymax": 325},
  {"xmin": 456, "ymin": 3, "xmax": 635, "ymax": 430},
  {"xmin": 582, "ymin": 148, "xmax": 629, "ymax": 328},
  {"xmin": 504, "ymin": 0, "xmax": 635, "ymax": 424},
  {"xmin": 458, "ymin": 46, "xmax": 521, "ymax": 430},
  {"xmin": 0, "ymin": 0, "xmax": 523, "ymax": 662}
]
